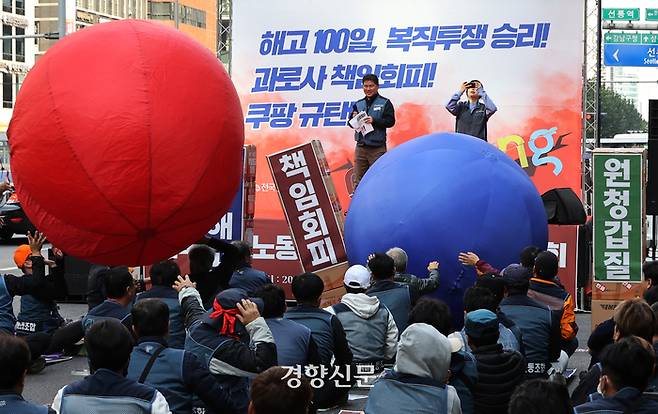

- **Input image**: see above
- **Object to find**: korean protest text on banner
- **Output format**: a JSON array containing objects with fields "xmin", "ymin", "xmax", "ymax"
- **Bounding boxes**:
[
  {"xmin": 593, "ymin": 149, "xmax": 646, "ymax": 283},
  {"xmin": 267, "ymin": 142, "xmax": 348, "ymax": 274}
]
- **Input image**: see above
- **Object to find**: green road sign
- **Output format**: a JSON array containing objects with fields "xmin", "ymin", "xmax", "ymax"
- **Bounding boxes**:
[
  {"xmin": 605, "ymin": 32, "xmax": 658, "ymax": 45},
  {"xmin": 593, "ymin": 151, "xmax": 645, "ymax": 283},
  {"xmin": 602, "ymin": 8, "xmax": 640, "ymax": 21},
  {"xmin": 648, "ymin": 9, "xmax": 658, "ymax": 21}
]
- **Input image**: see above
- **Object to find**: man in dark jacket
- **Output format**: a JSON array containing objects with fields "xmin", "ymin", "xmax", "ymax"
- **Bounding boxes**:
[
  {"xmin": 176, "ymin": 277, "xmax": 277, "ymax": 414},
  {"xmin": 445, "ymin": 80, "xmax": 497, "ymax": 141},
  {"xmin": 347, "ymin": 73, "xmax": 395, "ymax": 190},
  {"xmin": 255, "ymin": 284, "xmax": 321, "ymax": 367},
  {"xmin": 0, "ymin": 334, "xmax": 55, "ymax": 413},
  {"xmin": 0, "ymin": 231, "xmax": 52, "ymax": 371},
  {"xmin": 386, "ymin": 247, "xmax": 440, "ymax": 295},
  {"xmin": 52, "ymin": 319, "xmax": 170, "ymax": 413},
  {"xmin": 499, "ymin": 264, "xmax": 561, "ymax": 378},
  {"xmin": 465, "ymin": 309, "xmax": 525, "ymax": 414},
  {"xmin": 82, "ymin": 267, "xmax": 136, "ymax": 332},
  {"xmin": 228, "ymin": 241, "xmax": 271, "ymax": 296},
  {"xmin": 285, "ymin": 273, "xmax": 354, "ymax": 409},
  {"xmin": 15, "ymin": 244, "xmax": 66, "ymax": 337},
  {"xmin": 127, "ymin": 299, "xmax": 237, "ymax": 414},
  {"xmin": 188, "ymin": 239, "xmax": 242, "ymax": 309},
  {"xmin": 528, "ymin": 251, "xmax": 578, "ymax": 356},
  {"xmin": 575, "ymin": 336, "xmax": 658, "ymax": 414},
  {"xmin": 571, "ymin": 298, "xmax": 655, "ymax": 406},
  {"xmin": 367, "ymin": 253, "xmax": 418, "ymax": 334},
  {"xmin": 136, "ymin": 260, "xmax": 186, "ymax": 349}
]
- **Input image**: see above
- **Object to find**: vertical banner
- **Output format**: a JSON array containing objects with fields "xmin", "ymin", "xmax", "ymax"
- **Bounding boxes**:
[
  {"xmin": 592, "ymin": 149, "xmax": 646, "ymax": 283},
  {"xmin": 547, "ymin": 224, "xmax": 579, "ymax": 300},
  {"xmin": 207, "ymin": 145, "xmax": 257, "ymax": 243},
  {"xmin": 232, "ymin": 0, "xmax": 585, "ymax": 285},
  {"xmin": 267, "ymin": 141, "xmax": 348, "ymax": 275}
]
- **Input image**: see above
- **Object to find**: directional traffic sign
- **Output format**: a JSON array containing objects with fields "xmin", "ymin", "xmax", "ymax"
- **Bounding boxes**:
[
  {"xmin": 648, "ymin": 8, "xmax": 658, "ymax": 21},
  {"xmin": 604, "ymin": 44, "xmax": 658, "ymax": 67},
  {"xmin": 602, "ymin": 8, "xmax": 640, "ymax": 21},
  {"xmin": 605, "ymin": 32, "xmax": 658, "ymax": 45}
]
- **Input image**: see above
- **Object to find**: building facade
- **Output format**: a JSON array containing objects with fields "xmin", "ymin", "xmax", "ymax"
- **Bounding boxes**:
[
  {"xmin": 148, "ymin": 0, "xmax": 217, "ymax": 53},
  {"xmin": 0, "ymin": 0, "xmax": 36, "ymax": 153},
  {"xmin": 35, "ymin": 0, "xmax": 147, "ymax": 61}
]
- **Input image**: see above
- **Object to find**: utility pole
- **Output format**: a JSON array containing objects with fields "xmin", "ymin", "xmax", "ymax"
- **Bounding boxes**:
[
  {"xmin": 58, "ymin": 0, "xmax": 66, "ymax": 39},
  {"xmin": 174, "ymin": 0, "xmax": 180, "ymax": 29}
]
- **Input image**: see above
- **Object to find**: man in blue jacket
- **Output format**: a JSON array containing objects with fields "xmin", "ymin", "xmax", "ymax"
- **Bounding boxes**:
[
  {"xmin": 445, "ymin": 79, "xmax": 497, "ymax": 141},
  {"xmin": 347, "ymin": 73, "xmax": 395, "ymax": 190},
  {"xmin": 136, "ymin": 260, "xmax": 186, "ymax": 348},
  {"xmin": 127, "ymin": 298, "xmax": 237, "ymax": 414},
  {"xmin": 228, "ymin": 241, "xmax": 271, "ymax": 296},
  {"xmin": 0, "ymin": 334, "xmax": 54, "ymax": 413},
  {"xmin": 177, "ymin": 276, "xmax": 277, "ymax": 414},
  {"xmin": 52, "ymin": 319, "xmax": 170, "ymax": 413},
  {"xmin": 575, "ymin": 336, "xmax": 658, "ymax": 414}
]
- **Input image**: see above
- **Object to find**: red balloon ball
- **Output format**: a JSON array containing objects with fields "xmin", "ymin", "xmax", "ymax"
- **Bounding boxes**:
[{"xmin": 8, "ymin": 20, "xmax": 244, "ymax": 266}]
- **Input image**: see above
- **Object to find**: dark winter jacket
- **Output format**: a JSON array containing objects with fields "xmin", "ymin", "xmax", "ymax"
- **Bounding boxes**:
[{"xmin": 471, "ymin": 343, "xmax": 525, "ymax": 414}]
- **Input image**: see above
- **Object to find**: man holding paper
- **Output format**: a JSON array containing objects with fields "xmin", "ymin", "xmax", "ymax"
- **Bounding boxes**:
[{"xmin": 348, "ymin": 74, "xmax": 396, "ymax": 190}]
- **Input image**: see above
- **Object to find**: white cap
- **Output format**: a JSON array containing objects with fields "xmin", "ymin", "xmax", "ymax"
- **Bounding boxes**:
[{"xmin": 344, "ymin": 264, "xmax": 371, "ymax": 289}]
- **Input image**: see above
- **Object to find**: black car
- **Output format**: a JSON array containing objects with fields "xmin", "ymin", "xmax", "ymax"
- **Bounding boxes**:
[{"xmin": 0, "ymin": 191, "xmax": 36, "ymax": 240}]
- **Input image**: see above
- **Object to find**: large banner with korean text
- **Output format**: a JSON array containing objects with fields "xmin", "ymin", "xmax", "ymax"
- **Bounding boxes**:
[{"xmin": 232, "ymin": 0, "xmax": 585, "ymax": 286}]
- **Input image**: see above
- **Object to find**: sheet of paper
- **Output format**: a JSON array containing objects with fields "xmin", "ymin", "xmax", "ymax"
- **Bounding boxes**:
[{"xmin": 349, "ymin": 111, "xmax": 374, "ymax": 135}]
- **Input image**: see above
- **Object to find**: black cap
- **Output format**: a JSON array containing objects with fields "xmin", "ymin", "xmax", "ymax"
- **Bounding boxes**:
[
  {"xmin": 202, "ymin": 288, "xmax": 264, "ymax": 328},
  {"xmin": 534, "ymin": 251, "xmax": 559, "ymax": 279}
]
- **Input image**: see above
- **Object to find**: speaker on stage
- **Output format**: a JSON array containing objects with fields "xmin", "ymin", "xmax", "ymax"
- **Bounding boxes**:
[
  {"xmin": 541, "ymin": 188, "xmax": 586, "ymax": 225},
  {"xmin": 647, "ymin": 100, "xmax": 658, "ymax": 215}
]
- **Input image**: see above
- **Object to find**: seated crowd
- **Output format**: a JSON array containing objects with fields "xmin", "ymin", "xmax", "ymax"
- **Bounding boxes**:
[{"xmin": 2, "ymin": 237, "xmax": 658, "ymax": 414}]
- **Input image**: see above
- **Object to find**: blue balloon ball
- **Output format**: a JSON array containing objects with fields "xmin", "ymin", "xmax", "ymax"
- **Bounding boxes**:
[{"xmin": 345, "ymin": 132, "xmax": 548, "ymax": 327}]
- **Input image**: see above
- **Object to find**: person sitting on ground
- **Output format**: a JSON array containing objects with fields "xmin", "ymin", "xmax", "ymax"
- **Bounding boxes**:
[
  {"xmin": 528, "ymin": 251, "xmax": 579, "ymax": 356},
  {"xmin": 574, "ymin": 336, "xmax": 658, "ymax": 414},
  {"xmin": 474, "ymin": 272, "xmax": 524, "ymax": 354},
  {"xmin": 365, "ymin": 323, "xmax": 462, "ymax": 414},
  {"xmin": 0, "ymin": 334, "xmax": 55, "ymax": 413},
  {"xmin": 326, "ymin": 264, "xmax": 398, "ymax": 370},
  {"xmin": 0, "ymin": 231, "xmax": 52, "ymax": 372},
  {"xmin": 52, "ymin": 319, "xmax": 170, "ymax": 413},
  {"xmin": 86, "ymin": 264, "xmax": 111, "ymax": 311},
  {"xmin": 571, "ymin": 298, "xmax": 656, "ymax": 406},
  {"xmin": 175, "ymin": 276, "xmax": 277, "ymax": 414},
  {"xmin": 136, "ymin": 260, "xmax": 186, "ymax": 349},
  {"xmin": 367, "ymin": 253, "xmax": 418, "ymax": 334},
  {"xmin": 228, "ymin": 241, "xmax": 272, "ymax": 296},
  {"xmin": 409, "ymin": 298, "xmax": 477, "ymax": 414},
  {"xmin": 508, "ymin": 379, "xmax": 572, "ymax": 414},
  {"xmin": 386, "ymin": 247, "xmax": 440, "ymax": 295},
  {"xmin": 499, "ymin": 264, "xmax": 560, "ymax": 378},
  {"xmin": 248, "ymin": 366, "xmax": 313, "ymax": 414},
  {"xmin": 449, "ymin": 287, "xmax": 519, "ymax": 353},
  {"xmin": 254, "ymin": 283, "xmax": 321, "ymax": 367},
  {"xmin": 15, "ymin": 243, "xmax": 66, "ymax": 337},
  {"xmin": 285, "ymin": 272, "xmax": 353, "ymax": 410},
  {"xmin": 464, "ymin": 309, "xmax": 525, "ymax": 414},
  {"xmin": 82, "ymin": 267, "xmax": 136, "ymax": 332},
  {"xmin": 588, "ymin": 259, "xmax": 658, "ymax": 370},
  {"xmin": 126, "ymin": 299, "xmax": 237, "ymax": 414}
]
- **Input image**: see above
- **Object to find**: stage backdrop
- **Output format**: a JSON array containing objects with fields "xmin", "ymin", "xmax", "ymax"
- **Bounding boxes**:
[{"xmin": 232, "ymin": 0, "xmax": 585, "ymax": 292}]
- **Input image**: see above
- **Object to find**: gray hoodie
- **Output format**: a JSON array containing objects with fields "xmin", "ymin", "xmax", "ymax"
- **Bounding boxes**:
[
  {"xmin": 395, "ymin": 323, "xmax": 462, "ymax": 414},
  {"xmin": 326, "ymin": 293, "xmax": 398, "ymax": 361}
]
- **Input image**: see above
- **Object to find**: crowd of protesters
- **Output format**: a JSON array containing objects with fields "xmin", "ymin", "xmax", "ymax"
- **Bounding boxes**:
[{"xmin": 1, "ymin": 235, "xmax": 658, "ymax": 414}]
